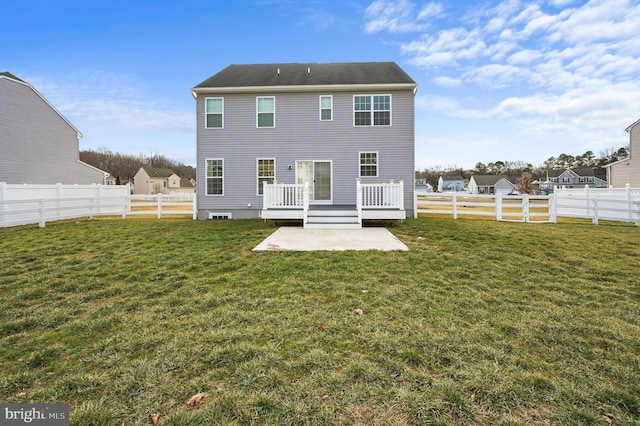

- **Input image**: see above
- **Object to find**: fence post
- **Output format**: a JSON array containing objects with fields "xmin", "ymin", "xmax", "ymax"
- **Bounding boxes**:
[
  {"xmin": 452, "ymin": 192, "xmax": 458, "ymax": 220},
  {"xmin": 496, "ymin": 193, "xmax": 503, "ymax": 221},
  {"xmin": 0, "ymin": 182, "xmax": 5, "ymax": 227},
  {"xmin": 584, "ymin": 184, "xmax": 590, "ymax": 219},
  {"xmin": 592, "ymin": 198, "xmax": 599, "ymax": 225},
  {"xmin": 522, "ymin": 194, "xmax": 529, "ymax": 222},
  {"xmin": 192, "ymin": 193, "xmax": 197, "ymax": 220},
  {"xmin": 626, "ymin": 183, "xmax": 632, "ymax": 222},
  {"xmin": 157, "ymin": 194, "xmax": 162, "ymax": 219},
  {"xmin": 88, "ymin": 196, "xmax": 95, "ymax": 220},
  {"xmin": 56, "ymin": 183, "xmax": 63, "ymax": 219},
  {"xmin": 548, "ymin": 194, "xmax": 557, "ymax": 223},
  {"xmin": 39, "ymin": 198, "xmax": 46, "ymax": 228}
]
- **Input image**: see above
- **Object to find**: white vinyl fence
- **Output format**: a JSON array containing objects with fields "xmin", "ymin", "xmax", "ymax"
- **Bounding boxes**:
[
  {"xmin": 554, "ymin": 184, "xmax": 640, "ymax": 225},
  {"xmin": 416, "ymin": 184, "xmax": 640, "ymax": 226},
  {"xmin": 0, "ymin": 183, "xmax": 196, "ymax": 228}
]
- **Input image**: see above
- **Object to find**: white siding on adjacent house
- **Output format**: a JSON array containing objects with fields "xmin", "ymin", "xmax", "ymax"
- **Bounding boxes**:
[
  {"xmin": 196, "ymin": 89, "xmax": 415, "ymax": 218},
  {"xmin": 608, "ymin": 122, "xmax": 640, "ymax": 187},
  {"xmin": 0, "ymin": 76, "xmax": 105, "ymax": 184}
]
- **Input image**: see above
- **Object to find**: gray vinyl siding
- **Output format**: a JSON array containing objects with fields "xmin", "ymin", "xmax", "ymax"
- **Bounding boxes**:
[
  {"xmin": 0, "ymin": 77, "xmax": 105, "ymax": 184},
  {"xmin": 196, "ymin": 89, "xmax": 415, "ymax": 218}
]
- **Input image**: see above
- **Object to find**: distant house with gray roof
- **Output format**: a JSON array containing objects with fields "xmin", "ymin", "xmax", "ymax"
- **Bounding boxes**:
[
  {"xmin": 547, "ymin": 168, "xmax": 607, "ymax": 189},
  {"xmin": 0, "ymin": 72, "xmax": 107, "ymax": 184},
  {"xmin": 468, "ymin": 175, "xmax": 515, "ymax": 194},
  {"xmin": 133, "ymin": 166, "xmax": 195, "ymax": 194}
]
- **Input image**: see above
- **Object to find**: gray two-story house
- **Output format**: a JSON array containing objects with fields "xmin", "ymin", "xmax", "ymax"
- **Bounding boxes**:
[
  {"xmin": 191, "ymin": 62, "xmax": 417, "ymax": 228},
  {"xmin": 0, "ymin": 72, "xmax": 107, "ymax": 184}
]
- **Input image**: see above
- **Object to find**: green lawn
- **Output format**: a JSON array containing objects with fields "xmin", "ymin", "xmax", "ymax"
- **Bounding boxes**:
[{"xmin": 1, "ymin": 218, "xmax": 639, "ymax": 425}]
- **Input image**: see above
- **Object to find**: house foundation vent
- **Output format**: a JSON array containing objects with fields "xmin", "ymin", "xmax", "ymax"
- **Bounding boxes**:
[{"xmin": 208, "ymin": 212, "xmax": 232, "ymax": 220}]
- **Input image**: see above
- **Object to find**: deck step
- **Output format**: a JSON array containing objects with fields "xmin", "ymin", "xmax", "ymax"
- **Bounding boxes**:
[
  {"xmin": 305, "ymin": 209, "xmax": 361, "ymax": 229},
  {"xmin": 304, "ymin": 222, "xmax": 362, "ymax": 230}
]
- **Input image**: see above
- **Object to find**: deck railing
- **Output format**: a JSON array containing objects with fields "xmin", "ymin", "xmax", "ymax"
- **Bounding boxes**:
[
  {"xmin": 358, "ymin": 179, "xmax": 405, "ymax": 209},
  {"xmin": 262, "ymin": 181, "xmax": 304, "ymax": 209},
  {"xmin": 264, "ymin": 179, "xmax": 405, "ymax": 220}
]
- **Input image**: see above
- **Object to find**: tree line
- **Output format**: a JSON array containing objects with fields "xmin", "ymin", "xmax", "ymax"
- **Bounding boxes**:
[
  {"xmin": 416, "ymin": 146, "xmax": 630, "ymax": 188},
  {"xmin": 79, "ymin": 149, "xmax": 196, "ymax": 184}
]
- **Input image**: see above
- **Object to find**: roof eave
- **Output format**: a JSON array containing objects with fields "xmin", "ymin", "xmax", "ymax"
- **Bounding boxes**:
[{"xmin": 192, "ymin": 83, "xmax": 417, "ymax": 97}]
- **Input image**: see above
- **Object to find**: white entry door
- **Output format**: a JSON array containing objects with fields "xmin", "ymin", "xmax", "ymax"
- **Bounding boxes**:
[{"xmin": 296, "ymin": 161, "xmax": 332, "ymax": 203}]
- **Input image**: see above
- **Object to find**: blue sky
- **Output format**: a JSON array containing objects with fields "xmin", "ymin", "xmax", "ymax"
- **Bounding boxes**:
[{"xmin": 3, "ymin": 0, "xmax": 640, "ymax": 170}]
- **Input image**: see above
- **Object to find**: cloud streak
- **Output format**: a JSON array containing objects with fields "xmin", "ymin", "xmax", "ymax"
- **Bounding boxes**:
[{"xmin": 364, "ymin": 0, "xmax": 640, "ymax": 164}]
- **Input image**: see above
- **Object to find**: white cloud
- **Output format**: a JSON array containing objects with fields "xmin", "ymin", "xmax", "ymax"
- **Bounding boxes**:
[
  {"xmin": 363, "ymin": 0, "xmax": 443, "ymax": 33},
  {"xmin": 365, "ymin": 0, "xmax": 640, "ymax": 167},
  {"xmin": 432, "ymin": 76, "xmax": 461, "ymax": 87}
]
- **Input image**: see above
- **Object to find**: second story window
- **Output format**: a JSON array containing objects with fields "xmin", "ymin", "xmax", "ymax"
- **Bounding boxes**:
[
  {"xmin": 320, "ymin": 95, "xmax": 332, "ymax": 121},
  {"xmin": 257, "ymin": 96, "xmax": 275, "ymax": 128},
  {"xmin": 205, "ymin": 97, "xmax": 223, "ymax": 128},
  {"xmin": 354, "ymin": 95, "xmax": 391, "ymax": 126}
]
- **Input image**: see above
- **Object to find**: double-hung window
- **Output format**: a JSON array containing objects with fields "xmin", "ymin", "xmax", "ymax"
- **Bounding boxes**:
[
  {"xmin": 205, "ymin": 97, "xmax": 223, "ymax": 128},
  {"xmin": 359, "ymin": 152, "xmax": 378, "ymax": 177},
  {"xmin": 354, "ymin": 95, "xmax": 391, "ymax": 126},
  {"xmin": 206, "ymin": 159, "xmax": 224, "ymax": 195},
  {"xmin": 257, "ymin": 158, "xmax": 275, "ymax": 195},
  {"xmin": 257, "ymin": 96, "xmax": 275, "ymax": 127},
  {"xmin": 320, "ymin": 95, "xmax": 332, "ymax": 121}
]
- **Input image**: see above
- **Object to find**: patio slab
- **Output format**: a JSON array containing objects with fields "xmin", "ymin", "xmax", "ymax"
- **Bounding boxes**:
[{"xmin": 253, "ymin": 227, "xmax": 409, "ymax": 251}]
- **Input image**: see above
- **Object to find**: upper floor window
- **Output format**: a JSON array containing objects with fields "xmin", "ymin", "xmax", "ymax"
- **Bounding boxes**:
[
  {"xmin": 354, "ymin": 95, "xmax": 391, "ymax": 126},
  {"xmin": 359, "ymin": 152, "xmax": 378, "ymax": 177},
  {"xmin": 257, "ymin": 97, "xmax": 275, "ymax": 128},
  {"xmin": 205, "ymin": 97, "xmax": 223, "ymax": 128},
  {"xmin": 320, "ymin": 95, "xmax": 332, "ymax": 121},
  {"xmin": 206, "ymin": 158, "xmax": 224, "ymax": 195}
]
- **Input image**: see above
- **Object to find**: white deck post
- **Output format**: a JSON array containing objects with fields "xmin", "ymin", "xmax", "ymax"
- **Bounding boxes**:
[
  {"xmin": 399, "ymin": 180, "xmax": 405, "ymax": 211},
  {"xmin": 356, "ymin": 178, "xmax": 363, "ymax": 225},
  {"xmin": 303, "ymin": 181, "xmax": 309, "ymax": 225}
]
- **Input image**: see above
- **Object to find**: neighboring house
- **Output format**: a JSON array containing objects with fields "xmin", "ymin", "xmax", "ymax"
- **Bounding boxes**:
[
  {"xmin": 133, "ymin": 166, "xmax": 195, "ymax": 194},
  {"xmin": 605, "ymin": 119, "xmax": 640, "ymax": 187},
  {"xmin": 191, "ymin": 62, "xmax": 417, "ymax": 225},
  {"xmin": 0, "ymin": 72, "xmax": 107, "ymax": 184},
  {"xmin": 437, "ymin": 175, "xmax": 464, "ymax": 192},
  {"xmin": 468, "ymin": 175, "xmax": 515, "ymax": 195},
  {"xmin": 547, "ymin": 168, "xmax": 607, "ymax": 189},
  {"xmin": 415, "ymin": 178, "xmax": 433, "ymax": 192}
]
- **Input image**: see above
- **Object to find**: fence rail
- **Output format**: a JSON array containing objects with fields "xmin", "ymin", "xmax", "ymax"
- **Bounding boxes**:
[
  {"xmin": 416, "ymin": 184, "xmax": 640, "ymax": 226},
  {"xmin": 0, "ymin": 183, "xmax": 196, "ymax": 228}
]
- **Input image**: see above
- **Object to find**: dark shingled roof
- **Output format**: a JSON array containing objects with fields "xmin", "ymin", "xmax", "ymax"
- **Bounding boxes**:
[
  {"xmin": 194, "ymin": 62, "xmax": 416, "ymax": 89},
  {"xmin": 0, "ymin": 72, "xmax": 25, "ymax": 82},
  {"xmin": 472, "ymin": 175, "xmax": 511, "ymax": 186}
]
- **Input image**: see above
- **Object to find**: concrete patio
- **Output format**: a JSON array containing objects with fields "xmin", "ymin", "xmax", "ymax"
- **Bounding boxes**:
[{"xmin": 253, "ymin": 227, "xmax": 409, "ymax": 251}]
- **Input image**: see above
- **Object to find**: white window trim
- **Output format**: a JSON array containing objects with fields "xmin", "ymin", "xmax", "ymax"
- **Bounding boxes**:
[
  {"xmin": 205, "ymin": 158, "xmax": 224, "ymax": 196},
  {"xmin": 257, "ymin": 158, "xmax": 276, "ymax": 196},
  {"xmin": 319, "ymin": 95, "xmax": 333, "ymax": 121},
  {"xmin": 256, "ymin": 96, "xmax": 276, "ymax": 128},
  {"xmin": 359, "ymin": 151, "xmax": 379, "ymax": 178},
  {"xmin": 353, "ymin": 94, "xmax": 392, "ymax": 127},
  {"xmin": 205, "ymin": 97, "xmax": 224, "ymax": 129}
]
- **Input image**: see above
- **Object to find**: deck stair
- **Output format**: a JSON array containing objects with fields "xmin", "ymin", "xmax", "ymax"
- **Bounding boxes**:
[{"xmin": 304, "ymin": 205, "xmax": 360, "ymax": 229}]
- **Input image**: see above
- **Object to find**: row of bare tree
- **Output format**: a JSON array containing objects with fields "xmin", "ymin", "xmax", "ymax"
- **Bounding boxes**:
[{"xmin": 80, "ymin": 149, "xmax": 196, "ymax": 184}]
